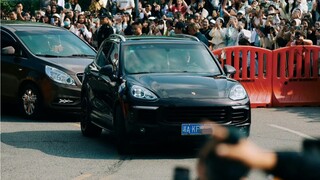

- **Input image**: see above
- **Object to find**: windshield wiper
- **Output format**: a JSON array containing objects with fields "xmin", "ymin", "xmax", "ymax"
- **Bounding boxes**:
[
  {"xmin": 70, "ymin": 54, "xmax": 95, "ymax": 57},
  {"xmin": 36, "ymin": 54, "xmax": 62, "ymax": 57},
  {"xmin": 129, "ymin": 72, "xmax": 152, "ymax": 74}
]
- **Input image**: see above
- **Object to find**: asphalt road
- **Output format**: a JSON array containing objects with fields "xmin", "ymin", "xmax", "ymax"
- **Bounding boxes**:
[{"xmin": 1, "ymin": 106, "xmax": 320, "ymax": 180}]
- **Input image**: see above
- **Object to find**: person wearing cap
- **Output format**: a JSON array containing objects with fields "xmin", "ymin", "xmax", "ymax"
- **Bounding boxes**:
[
  {"xmin": 52, "ymin": 13, "xmax": 63, "ymax": 26},
  {"xmin": 209, "ymin": 17, "xmax": 226, "ymax": 50},
  {"xmin": 97, "ymin": 12, "xmax": 114, "ymax": 48}
]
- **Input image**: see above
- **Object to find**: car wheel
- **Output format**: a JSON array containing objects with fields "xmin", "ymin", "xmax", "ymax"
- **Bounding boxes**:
[
  {"xmin": 19, "ymin": 84, "xmax": 42, "ymax": 119},
  {"xmin": 115, "ymin": 106, "xmax": 131, "ymax": 154},
  {"xmin": 80, "ymin": 96, "xmax": 102, "ymax": 137}
]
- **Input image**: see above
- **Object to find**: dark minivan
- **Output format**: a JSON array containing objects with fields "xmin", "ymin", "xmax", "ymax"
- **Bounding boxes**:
[{"xmin": 1, "ymin": 21, "xmax": 96, "ymax": 118}]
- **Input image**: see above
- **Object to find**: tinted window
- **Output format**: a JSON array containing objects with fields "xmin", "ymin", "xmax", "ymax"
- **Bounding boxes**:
[
  {"xmin": 16, "ymin": 29, "xmax": 96, "ymax": 57},
  {"xmin": 96, "ymin": 41, "xmax": 112, "ymax": 67},
  {"xmin": 122, "ymin": 44, "xmax": 221, "ymax": 74}
]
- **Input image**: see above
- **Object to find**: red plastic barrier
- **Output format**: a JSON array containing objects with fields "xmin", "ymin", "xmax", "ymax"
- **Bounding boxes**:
[
  {"xmin": 272, "ymin": 45, "xmax": 320, "ymax": 107},
  {"xmin": 212, "ymin": 46, "xmax": 273, "ymax": 108}
]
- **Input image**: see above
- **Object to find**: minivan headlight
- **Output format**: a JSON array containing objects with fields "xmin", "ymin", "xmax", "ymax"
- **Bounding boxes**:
[
  {"xmin": 130, "ymin": 85, "xmax": 157, "ymax": 100},
  {"xmin": 229, "ymin": 84, "xmax": 247, "ymax": 100},
  {"xmin": 45, "ymin": 66, "xmax": 76, "ymax": 85}
]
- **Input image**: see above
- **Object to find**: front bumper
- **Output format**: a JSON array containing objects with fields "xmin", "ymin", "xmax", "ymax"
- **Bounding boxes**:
[
  {"xmin": 40, "ymin": 79, "xmax": 82, "ymax": 113},
  {"xmin": 123, "ymin": 100, "xmax": 251, "ymax": 139}
]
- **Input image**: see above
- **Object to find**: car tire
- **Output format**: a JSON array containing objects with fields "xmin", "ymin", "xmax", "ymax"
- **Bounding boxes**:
[
  {"xmin": 80, "ymin": 96, "xmax": 102, "ymax": 137},
  {"xmin": 115, "ymin": 106, "xmax": 131, "ymax": 154},
  {"xmin": 19, "ymin": 84, "xmax": 43, "ymax": 119}
]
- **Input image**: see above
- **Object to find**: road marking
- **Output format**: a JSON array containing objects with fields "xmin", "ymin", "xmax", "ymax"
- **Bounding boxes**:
[
  {"xmin": 269, "ymin": 124, "xmax": 316, "ymax": 140},
  {"xmin": 72, "ymin": 173, "xmax": 92, "ymax": 180}
]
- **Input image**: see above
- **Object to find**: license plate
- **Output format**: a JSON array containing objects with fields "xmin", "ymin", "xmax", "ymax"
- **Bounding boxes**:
[{"xmin": 181, "ymin": 123, "xmax": 213, "ymax": 136}]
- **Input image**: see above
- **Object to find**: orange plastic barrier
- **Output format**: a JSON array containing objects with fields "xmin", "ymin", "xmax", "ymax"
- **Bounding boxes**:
[
  {"xmin": 212, "ymin": 46, "xmax": 273, "ymax": 108},
  {"xmin": 272, "ymin": 45, "xmax": 320, "ymax": 107}
]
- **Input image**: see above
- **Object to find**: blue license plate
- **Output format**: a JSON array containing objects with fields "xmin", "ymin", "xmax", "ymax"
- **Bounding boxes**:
[{"xmin": 181, "ymin": 123, "xmax": 212, "ymax": 136}]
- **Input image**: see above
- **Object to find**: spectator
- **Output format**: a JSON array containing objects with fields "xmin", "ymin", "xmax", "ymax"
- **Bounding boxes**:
[
  {"xmin": 168, "ymin": 0, "xmax": 189, "ymax": 19},
  {"xmin": 164, "ymin": 19, "xmax": 175, "ymax": 36},
  {"xmin": 122, "ymin": 12, "xmax": 133, "ymax": 35},
  {"xmin": 50, "ymin": 0, "xmax": 64, "ymax": 14},
  {"xmin": 65, "ymin": 0, "xmax": 82, "ymax": 12},
  {"xmin": 97, "ymin": 12, "xmax": 114, "ymax": 48},
  {"xmin": 52, "ymin": 13, "xmax": 64, "ymax": 26},
  {"xmin": 132, "ymin": 21, "xmax": 145, "ymax": 35},
  {"xmin": 8, "ymin": 11, "xmax": 18, "ymax": 21},
  {"xmin": 287, "ymin": 29, "xmax": 313, "ymax": 45},
  {"xmin": 174, "ymin": 21, "xmax": 186, "ymax": 34},
  {"xmin": 117, "ymin": 0, "xmax": 135, "ymax": 15},
  {"xmin": 187, "ymin": 22, "xmax": 209, "ymax": 46},
  {"xmin": 89, "ymin": 0, "xmax": 104, "ymax": 12},
  {"xmin": 70, "ymin": 14, "xmax": 93, "ymax": 44},
  {"xmin": 225, "ymin": 16, "xmax": 239, "ymax": 46},
  {"xmin": 15, "ymin": 2, "xmax": 26, "ymax": 21},
  {"xmin": 200, "ymin": 18, "xmax": 212, "ymax": 41}
]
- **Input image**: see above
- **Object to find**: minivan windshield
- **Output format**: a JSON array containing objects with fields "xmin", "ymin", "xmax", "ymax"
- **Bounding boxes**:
[
  {"xmin": 123, "ymin": 43, "xmax": 221, "ymax": 74},
  {"xmin": 16, "ymin": 30, "xmax": 96, "ymax": 57}
]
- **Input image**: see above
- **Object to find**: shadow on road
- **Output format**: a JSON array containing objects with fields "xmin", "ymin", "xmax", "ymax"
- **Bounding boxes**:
[
  {"xmin": 1, "ymin": 128, "xmax": 201, "ymax": 160},
  {"xmin": 272, "ymin": 107, "xmax": 320, "ymax": 122},
  {"xmin": 1, "ymin": 103, "xmax": 80, "ymax": 122}
]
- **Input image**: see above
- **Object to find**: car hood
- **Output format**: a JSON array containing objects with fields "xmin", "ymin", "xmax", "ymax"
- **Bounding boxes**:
[
  {"xmin": 129, "ymin": 74, "xmax": 233, "ymax": 99},
  {"xmin": 42, "ymin": 57, "xmax": 94, "ymax": 73}
]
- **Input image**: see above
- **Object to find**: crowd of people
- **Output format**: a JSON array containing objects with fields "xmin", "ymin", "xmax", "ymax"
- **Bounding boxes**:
[{"xmin": 1, "ymin": 0, "xmax": 320, "ymax": 50}]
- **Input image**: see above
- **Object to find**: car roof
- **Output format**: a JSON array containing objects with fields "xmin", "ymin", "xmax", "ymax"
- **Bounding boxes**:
[
  {"xmin": 109, "ymin": 34, "xmax": 202, "ymax": 45},
  {"xmin": 0, "ymin": 20, "xmax": 64, "ymax": 32}
]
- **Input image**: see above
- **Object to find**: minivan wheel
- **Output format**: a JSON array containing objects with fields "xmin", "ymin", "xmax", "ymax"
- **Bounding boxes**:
[
  {"xmin": 115, "ymin": 106, "xmax": 131, "ymax": 154},
  {"xmin": 80, "ymin": 96, "xmax": 102, "ymax": 137},
  {"xmin": 19, "ymin": 84, "xmax": 42, "ymax": 119}
]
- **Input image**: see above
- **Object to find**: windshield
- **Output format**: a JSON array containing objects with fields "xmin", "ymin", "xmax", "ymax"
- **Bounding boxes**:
[
  {"xmin": 122, "ymin": 43, "xmax": 221, "ymax": 74},
  {"xmin": 16, "ymin": 29, "xmax": 96, "ymax": 57}
]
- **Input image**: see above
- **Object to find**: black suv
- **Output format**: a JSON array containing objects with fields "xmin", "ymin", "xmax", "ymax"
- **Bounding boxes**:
[{"xmin": 81, "ymin": 34, "xmax": 251, "ymax": 152}]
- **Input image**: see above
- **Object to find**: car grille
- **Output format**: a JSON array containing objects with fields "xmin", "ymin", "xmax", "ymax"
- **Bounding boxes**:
[
  {"xmin": 162, "ymin": 107, "xmax": 248, "ymax": 124},
  {"xmin": 76, "ymin": 73, "xmax": 84, "ymax": 84}
]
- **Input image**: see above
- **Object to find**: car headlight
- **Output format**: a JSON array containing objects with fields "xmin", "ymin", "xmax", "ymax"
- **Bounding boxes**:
[
  {"xmin": 229, "ymin": 84, "xmax": 247, "ymax": 100},
  {"xmin": 45, "ymin": 66, "xmax": 76, "ymax": 85},
  {"xmin": 130, "ymin": 85, "xmax": 157, "ymax": 100}
]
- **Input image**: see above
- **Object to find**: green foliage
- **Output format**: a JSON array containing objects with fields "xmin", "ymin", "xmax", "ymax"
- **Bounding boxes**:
[{"xmin": 1, "ymin": 0, "xmax": 40, "ymax": 15}]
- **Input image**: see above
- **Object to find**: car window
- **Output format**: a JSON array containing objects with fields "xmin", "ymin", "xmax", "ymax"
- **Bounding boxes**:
[
  {"xmin": 123, "ymin": 43, "xmax": 221, "ymax": 74},
  {"xmin": 96, "ymin": 41, "xmax": 112, "ymax": 67},
  {"xmin": 15, "ymin": 29, "xmax": 96, "ymax": 57},
  {"xmin": 1, "ymin": 31, "xmax": 27, "ymax": 58}
]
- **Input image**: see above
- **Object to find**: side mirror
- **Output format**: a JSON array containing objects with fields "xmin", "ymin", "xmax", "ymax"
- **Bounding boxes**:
[
  {"xmin": 1, "ymin": 46, "xmax": 15, "ymax": 55},
  {"xmin": 224, "ymin": 64, "xmax": 236, "ymax": 77},
  {"xmin": 99, "ymin": 64, "xmax": 114, "ymax": 78}
]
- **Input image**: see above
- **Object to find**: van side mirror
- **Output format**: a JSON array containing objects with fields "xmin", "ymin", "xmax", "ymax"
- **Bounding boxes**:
[
  {"xmin": 1, "ymin": 46, "xmax": 15, "ymax": 55},
  {"xmin": 224, "ymin": 64, "xmax": 236, "ymax": 77}
]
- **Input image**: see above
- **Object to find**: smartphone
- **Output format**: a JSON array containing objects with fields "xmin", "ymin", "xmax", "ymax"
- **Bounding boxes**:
[{"xmin": 50, "ymin": 17, "xmax": 54, "ymax": 25}]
